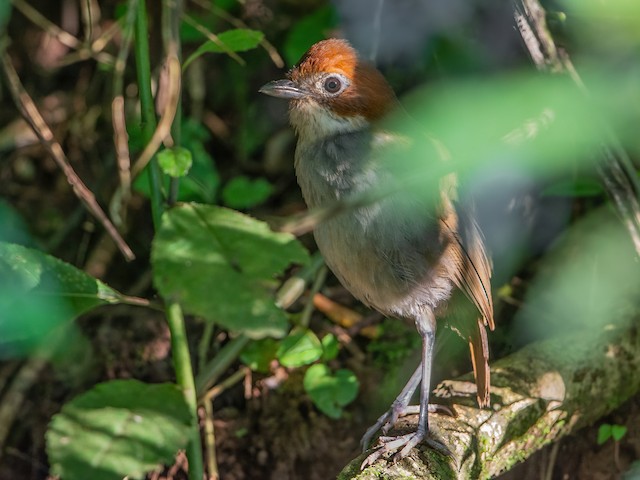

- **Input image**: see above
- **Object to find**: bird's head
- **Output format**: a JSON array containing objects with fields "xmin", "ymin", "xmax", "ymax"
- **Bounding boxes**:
[{"xmin": 260, "ymin": 39, "xmax": 396, "ymax": 143}]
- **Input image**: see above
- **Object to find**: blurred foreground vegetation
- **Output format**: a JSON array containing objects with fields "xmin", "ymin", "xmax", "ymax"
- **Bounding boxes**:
[{"xmin": 1, "ymin": 0, "xmax": 640, "ymax": 479}]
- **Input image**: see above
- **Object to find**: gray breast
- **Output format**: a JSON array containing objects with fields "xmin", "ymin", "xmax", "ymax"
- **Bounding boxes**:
[{"xmin": 294, "ymin": 130, "xmax": 456, "ymax": 319}]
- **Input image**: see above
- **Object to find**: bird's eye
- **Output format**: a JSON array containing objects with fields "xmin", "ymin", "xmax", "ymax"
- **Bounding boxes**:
[{"xmin": 323, "ymin": 76, "xmax": 342, "ymax": 94}]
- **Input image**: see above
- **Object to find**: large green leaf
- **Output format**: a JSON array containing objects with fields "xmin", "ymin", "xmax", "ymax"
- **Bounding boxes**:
[
  {"xmin": 0, "ymin": 242, "xmax": 119, "ymax": 357},
  {"xmin": 151, "ymin": 203, "xmax": 309, "ymax": 338},
  {"xmin": 47, "ymin": 380, "xmax": 192, "ymax": 480}
]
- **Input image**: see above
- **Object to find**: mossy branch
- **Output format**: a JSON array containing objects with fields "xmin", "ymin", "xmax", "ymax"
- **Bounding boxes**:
[{"xmin": 339, "ymin": 319, "xmax": 640, "ymax": 479}]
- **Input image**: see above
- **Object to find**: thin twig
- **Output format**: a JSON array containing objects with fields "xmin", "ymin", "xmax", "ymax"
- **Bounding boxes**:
[
  {"xmin": 80, "ymin": 0, "xmax": 96, "ymax": 43},
  {"xmin": 543, "ymin": 439, "xmax": 561, "ymax": 480},
  {"xmin": 12, "ymin": 0, "xmax": 80, "ymax": 49},
  {"xmin": 110, "ymin": 96, "xmax": 131, "ymax": 228},
  {"xmin": 0, "ymin": 48, "xmax": 135, "ymax": 261},
  {"xmin": 203, "ymin": 399, "xmax": 219, "ymax": 480}
]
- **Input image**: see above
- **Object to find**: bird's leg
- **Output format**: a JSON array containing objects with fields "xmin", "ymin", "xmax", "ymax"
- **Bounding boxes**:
[
  {"xmin": 361, "ymin": 311, "xmax": 450, "ymax": 468},
  {"xmin": 360, "ymin": 364, "xmax": 421, "ymax": 451},
  {"xmin": 360, "ymin": 362, "xmax": 454, "ymax": 451}
]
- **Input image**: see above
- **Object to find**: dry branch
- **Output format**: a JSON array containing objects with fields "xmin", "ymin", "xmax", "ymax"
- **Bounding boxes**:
[
  {"xmin": 339, "ymin": 318, "xmax": 640, "ymax": 479},
  {"xmin": 0, "ymin": 49, "xmax": 135, "ymax": 261}
]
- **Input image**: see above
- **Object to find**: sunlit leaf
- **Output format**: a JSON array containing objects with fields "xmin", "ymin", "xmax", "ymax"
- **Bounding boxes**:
[
  {"xmin": 47, "ymin": 380, "xmax": 191, "ymax": 480},
  {"xmin": 157, "ymin": 147, "xmax": 193, "ymax": 178},
  {"xmin": 321, "ymin": 333, "xmax": 339, "ymax": 361},
  {"xmin": 277, "ymin": 328, "xmax": 323, "ymax": 368},
  {"xmin": 134, "ymin": 119, "xmax": 219, "ymax": 203},
  {"xmin": 0, "ymin": 242, "xmax": 119, "ymax": 357},
  {"xmin": 152, "ymin": 203, "xmax": 309, "ymax": 338},
  {"xmin": 303, "ymin": 364, "xmax": 359, "ymax": 419}
]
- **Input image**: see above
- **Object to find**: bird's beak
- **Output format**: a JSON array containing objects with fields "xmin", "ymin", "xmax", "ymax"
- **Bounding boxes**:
[{"xmin": 259, "ymin": 79, "xmax": 308, "ymax": 99}]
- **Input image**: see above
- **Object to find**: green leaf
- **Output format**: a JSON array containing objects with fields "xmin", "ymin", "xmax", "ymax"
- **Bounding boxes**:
[
  {"xmin": 283, "ymin": 6, "xmax": 337, "ymax": 66},
  {"xmin": 0, "ymin": 242, "xmax": 119, "ymax": 357},
  {"xmin": 611, "ymin": 424, "xmax": 628, "ymax": 442},
  {"xmin": 303, "ymin": 364, "xmax": 359, "ymax": 419},
  {"xmin": 152, "ymin": 203, "xmax": 309, "ymax": 339},
  {"xmin": 321, "ymin": 333, "xmax": 339, "ymax": 361},
  {"xmin": 222, "ymin": 176, "xmax": 274, "ymax": 209},
  {"xmin": 597, "ymin": 424, "xmax": 612, "ymax": 445},
  {"xmin": 184, "ymin": 29, "xmax": 264, "ymax": 68},
  {"xmin": 47, "ymin": 380, "xmax": 192, "ymax": 480},
  {"xmin": 134, "ymin": 119, "xmax": 219, "ymax": 203},
  {"xmin": 277, "ymin": 328, "xmax": 323, "ymax": 368},
  {"xmin": 240, "ymin": 338, "xmax": 279, "ymax": 373},
  {"xmin": 157, "ymin": 147, "xmax": 193, "ymax": 178}
]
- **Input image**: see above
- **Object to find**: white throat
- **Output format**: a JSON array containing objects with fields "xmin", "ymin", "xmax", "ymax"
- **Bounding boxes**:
[{"xmin": 289, "ymin": 99, "xmax": 368, "ymax": 145}]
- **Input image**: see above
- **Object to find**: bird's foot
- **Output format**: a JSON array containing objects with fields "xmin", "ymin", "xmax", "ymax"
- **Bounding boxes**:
[
  {"xmin": 360, "ymin": 428, "xmax": 451, "ymax": 469},
  {"xmin": 360, "ymin": 403, "xmax": 454, "ymax": 451}
]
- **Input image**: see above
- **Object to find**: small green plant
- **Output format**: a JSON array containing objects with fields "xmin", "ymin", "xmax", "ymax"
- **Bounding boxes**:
[
  {"xmin": 598, "ymin": 423, "xmax": 628, "ymax": 471},
  {"xmin": 597, "ymin": 423, "xmax": 628, "ymax": 445},
  {"xmin": 303, "ymin": 364, "xmax": 359, "ymax": 419},
  {"xmin": 240, "ymin": 327, "xmax": 360, "ymax": 419}
]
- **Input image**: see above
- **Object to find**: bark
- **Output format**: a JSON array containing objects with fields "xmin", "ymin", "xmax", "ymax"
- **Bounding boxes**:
[{"xmin": 338, "ymin": 318, "xmax": 640, "ymax": 479}]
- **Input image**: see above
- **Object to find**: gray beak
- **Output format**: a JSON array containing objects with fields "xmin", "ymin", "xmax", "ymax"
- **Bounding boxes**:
[{"xmin": 259, "ymin": 79, "xmax": 308, "ymax": 99}]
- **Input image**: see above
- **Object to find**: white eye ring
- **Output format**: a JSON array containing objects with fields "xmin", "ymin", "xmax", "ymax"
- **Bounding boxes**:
[
  {"xmin": 324, "ymin": 76, "xmax": 342, "ymax": 93},
  {"xmin": 319, "ymin": 74, "xmax": 349, "ymax": 96}
]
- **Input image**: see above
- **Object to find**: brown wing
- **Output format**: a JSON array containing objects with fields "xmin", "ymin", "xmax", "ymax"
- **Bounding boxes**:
[
  {"xmin": 448, "ymin": 212, "xmax": 494, "ymax": 330},
  {"xmin": 438, "ymin": 174, "xmax": 494, "ymax": 329},
  {"xmin": 439, "ymin": 187, "xmax": 494, "ymax": 407}
]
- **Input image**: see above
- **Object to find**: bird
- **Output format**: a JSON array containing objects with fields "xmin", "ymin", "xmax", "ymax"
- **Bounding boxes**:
[{"xmin": 260, "ymin": 38, "xmax": 494, "ymax": 466}]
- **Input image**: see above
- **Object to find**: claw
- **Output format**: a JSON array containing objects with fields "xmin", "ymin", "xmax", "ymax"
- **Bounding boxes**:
[
  {"xmin": 360, "ymin": 430, "xmax": 452, "ymax": 470},
  {"xmin": 360, "ymin": 403, "xmax": 454, "ymax": 451}
]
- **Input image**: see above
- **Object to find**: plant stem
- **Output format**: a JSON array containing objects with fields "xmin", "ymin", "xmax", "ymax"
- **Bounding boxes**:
[
  {"xmin": 166, "ymin": 302, "xmax": 204, "ymax": 480},
  {"xmin": 299, "ymin": 263, "xmax": 327, "ymax": 328},
  {"xmin": 134, "ymin": 0, "xmax": 163, "ymax": 229},
  {"xmin": 202, "ymin": 399, "xmax": 219, "ymax": 480},
  {"xmin": 134, "ymin": 2, "xmax": 203, "ymax": 478},
  {"xmin": 196, "ymin": 334, "xmax": 250, "ymax": 398}
]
